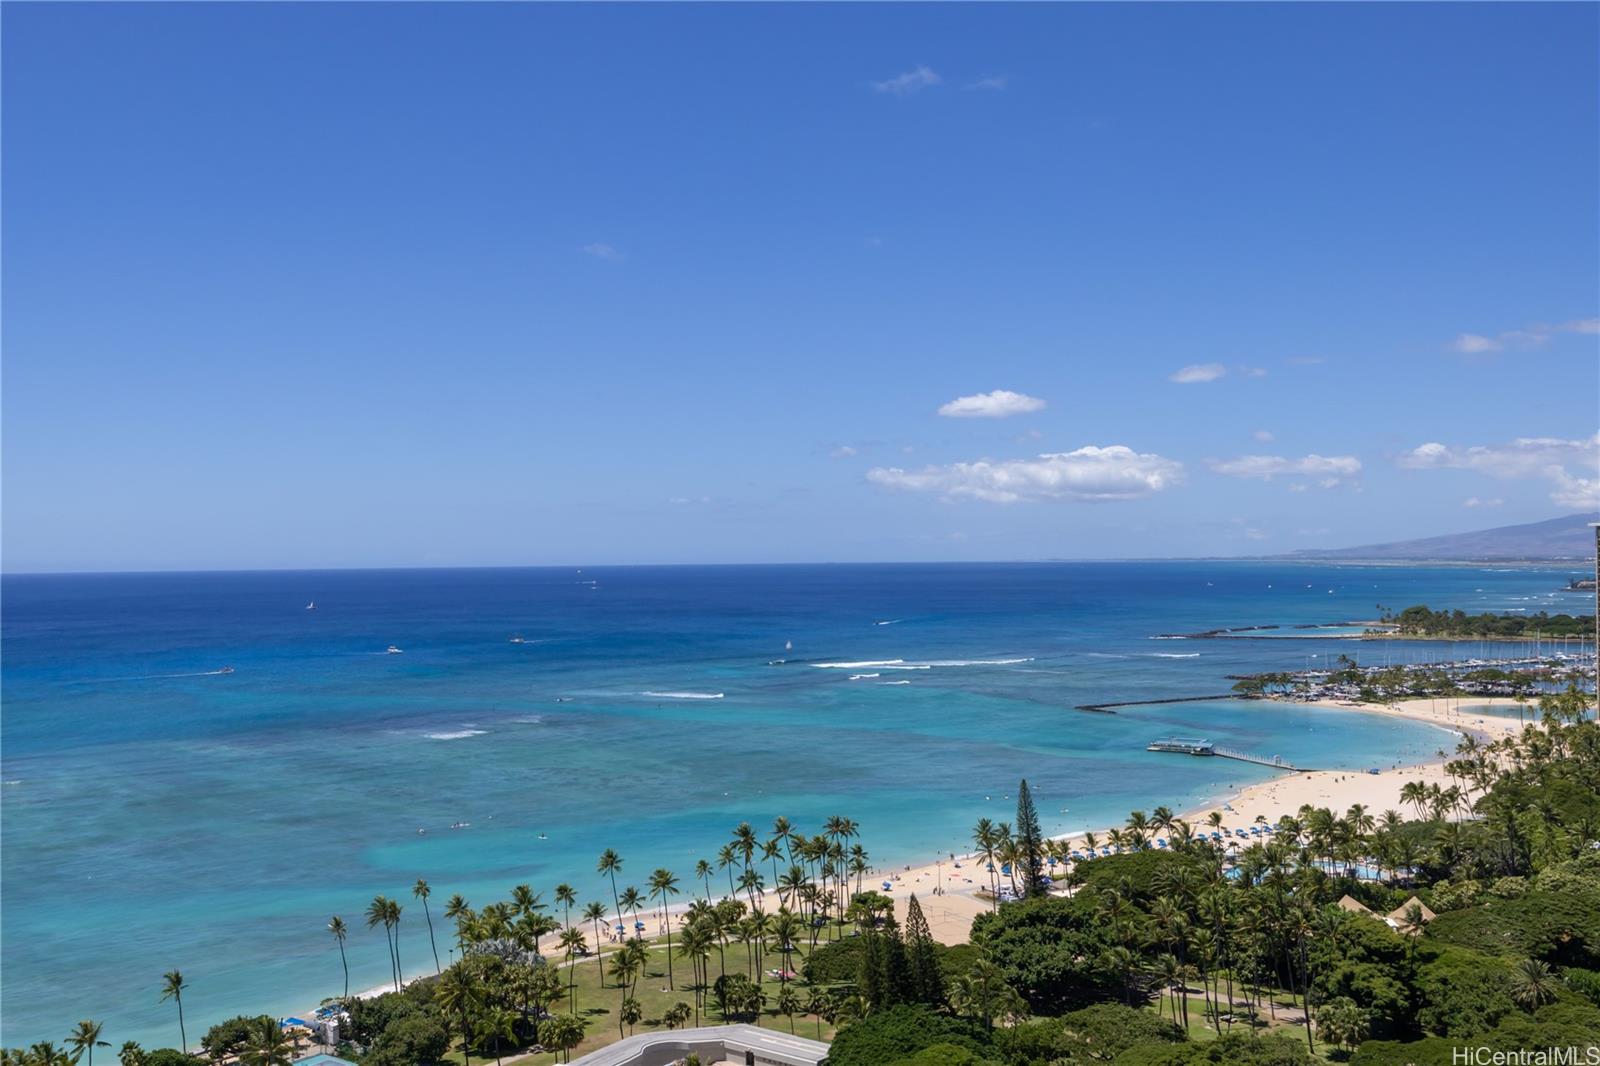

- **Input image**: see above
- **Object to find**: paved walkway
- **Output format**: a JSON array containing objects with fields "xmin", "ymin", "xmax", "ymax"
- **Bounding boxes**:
[{"xmin": 568, "ymin": 1023, "xmax": 828, "ymax": 1066}]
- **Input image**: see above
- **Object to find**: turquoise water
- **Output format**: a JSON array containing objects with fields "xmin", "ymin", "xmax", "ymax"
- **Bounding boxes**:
[{"xmin": 1, "ymin": 561, "xmax": 1588, "ymax": 1047}]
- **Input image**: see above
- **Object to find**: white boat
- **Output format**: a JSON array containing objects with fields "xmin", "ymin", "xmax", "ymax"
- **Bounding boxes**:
[
  {"xmin": 509, "ymin": 634, "xmax": 526, "ymax": 644},
  {"xmin": 305, "ymin": 601, "xmax": 316, "ymax": 610},
  {"xmin": 386, "ymin": 645, "xmax": 403, "ymax": 655}
]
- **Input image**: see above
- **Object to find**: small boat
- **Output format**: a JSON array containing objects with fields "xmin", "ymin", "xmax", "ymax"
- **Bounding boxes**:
[
  {"xmin": 386, "ymin": 645, "xmax": 403, "ymax": 655},
  {"xmin": 217, "ymin": 666, "xmax": 235, "ymax": 674},
  {"xmin": 509, "ymin": 634, "xmax": 526, "ymax": 644},
  {"xmin": 305, "ymin": 601, "xmax": 316, "ymax": 610}
]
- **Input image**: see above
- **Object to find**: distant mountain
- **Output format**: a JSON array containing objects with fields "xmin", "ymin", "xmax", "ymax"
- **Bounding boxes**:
[{"xmin": 1288, "ymin": 513, "xmax": 1598, "ymax": 562}]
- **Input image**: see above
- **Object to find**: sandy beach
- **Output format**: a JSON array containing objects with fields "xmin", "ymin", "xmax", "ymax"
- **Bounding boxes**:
[{"xmin": 881, "ymin": 696, "xmax": 1535, "ymax": 944}]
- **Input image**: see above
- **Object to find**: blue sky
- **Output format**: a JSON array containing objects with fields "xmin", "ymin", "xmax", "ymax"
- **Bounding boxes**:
[{"xmin": 3, "ymin": 3, "xmax": 1597, "ymax": 571}]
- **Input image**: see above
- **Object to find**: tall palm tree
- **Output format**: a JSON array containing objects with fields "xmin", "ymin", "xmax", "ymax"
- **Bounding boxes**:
[
  {"xmin": 694, "ymin": 859, "xmax": 714, "ymax": 902},
  {"xmin": 554, "ymin": 883, "xmax": 577, "ymax": 935},
  {"xmin": 159, "ymin": 971, "xmax": 188, "ymax": 1054},
  {"xmin": 386, "ymin": 898, "xmax": 404, "ymax": 988},
  {"xmin": 68, "ymin": 1021, "xmax": 109, "ymax": 1066},
  {"xmin": 328, "ymin": 916, "xmax": 350, "ymax": 998},
  {"xmin": 558, "ymin": 926, "xmax": 586, "ymax": 1013},
  {"xmin": 414, "ymin": 880, "xmax": 442, "ymax": 974},
  {"xmin": 366, "ymin": 896, "xmax": 397, "ymax": 989},
  {"xmin": 649, "ymin": 868, "xmax": 681, "ymax": 989},
  {"xmin": 582, "ymin": 900, "xmax": 609, "ymax": 984},
  {"xmin": 597, "ymin": 849, "xmax": 624, "ymax": 941}
]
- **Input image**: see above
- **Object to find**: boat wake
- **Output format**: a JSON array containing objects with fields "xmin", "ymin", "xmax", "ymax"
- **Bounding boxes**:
[
  {"xmin": 426, "ymin": 729, "xmax": 488, "ymax": 741},
  {"xmin": 640, "ymin": 691, "xmax": 725, "ymax": 700},
  {"xmin": 811, "ymin": 657, "xmax": 1031, "ymax": 670},
  {"xmin": 1150, "ymin": 652, "xmax": 1201, "ymax": 659}
]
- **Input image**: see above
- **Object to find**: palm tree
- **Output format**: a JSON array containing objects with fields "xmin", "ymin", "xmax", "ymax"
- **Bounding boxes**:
[
  {"xmin": 618, "ymin": 885, "xmax": 644, "ymax": 938},
  {"xmin": 238, "ymin": 1017, "xmax": 294, "ymax": 1066},
  {"xmin": 583, "ymin": 900, "xmax": 609, "ymax": 984},
  {"xmin": 159, "ymin": 971, "xmax": 188, "ymax": 1054},
  {"xmin": 385, "ymin": 897, "xmax": 405, "ymax": 988},
  {"xmin": 328, "ymin": 916, "xmax": 350, "ymax": 998},
  {"xmin": 435, "ymin": 965, "xmax": 484, "ymax": 1066},
  {"xmin": 776, "ymin": 985, "xmax": 802, "ymax": 1033},
  {"xmin": 649, "ymin": 868, "xmax": 682, "ymax": 989},
  {"xmin": 554, "ymin": 883, "xmax": 577, "ymax": 934},
  {"xmin": 694, "ymin": 859, "xmax": 714, "ymax": 902},
  {"xmin": 558, "ymin": 927, "xmax": 586, "ymax": 1013},
  {"xmin": 366, "ymin": 895, "xmax": 397, "ymax": 989},
  {"xmin": 474, "ymin": 1007, "xmax": 518, "ymax": 1066},
  {"xmin": 1510, "ymin": 958, "xmax": 1559, "ymax": 1010},
  {"xmin": 67, "ymin": 1021, "xmax": 109, "ymax": 1066},
  {"xmin": 597, "ymin": 849, "xmax": 624, "ymax": 942},
  {"xmin": 414, "ymin": 880, "xmax": 442, "ymax": 974}
]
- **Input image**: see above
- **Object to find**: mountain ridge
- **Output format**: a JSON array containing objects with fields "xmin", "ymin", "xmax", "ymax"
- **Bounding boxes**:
[{"xmin": 1287, "ymin": 513, "xmax": 1598, "ymax": 561}]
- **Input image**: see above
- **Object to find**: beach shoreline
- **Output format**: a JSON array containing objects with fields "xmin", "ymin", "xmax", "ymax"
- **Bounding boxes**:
[
  {"xmin": 879, "ymin": 695, "xmax": 1533, "ymax": 942},
  {"xmin": 291, "ymin": 696, "xmax": 1534, "ymax": 1022}
]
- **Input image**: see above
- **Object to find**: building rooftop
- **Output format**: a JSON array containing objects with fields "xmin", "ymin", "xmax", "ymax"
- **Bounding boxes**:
[{"xmin": 568, "ymin": 1023, "xmax": 829, "ymax": 1066}]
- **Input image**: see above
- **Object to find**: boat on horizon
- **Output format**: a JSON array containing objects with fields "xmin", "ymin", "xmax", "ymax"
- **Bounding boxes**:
[{"xmin": 386, "ymin": 645, "xmax": 403, "ymax": 655}]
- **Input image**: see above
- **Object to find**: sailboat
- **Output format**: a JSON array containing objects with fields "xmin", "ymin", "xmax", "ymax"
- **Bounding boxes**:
[{"xmin": 305, "ymin": 601, "xmax": 316, "ymax": 610}]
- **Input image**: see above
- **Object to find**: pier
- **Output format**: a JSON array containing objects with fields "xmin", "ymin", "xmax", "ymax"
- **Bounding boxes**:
[{"xmin": 1146, "ymin": 736, "xmax": 1310, "ymax": 772}]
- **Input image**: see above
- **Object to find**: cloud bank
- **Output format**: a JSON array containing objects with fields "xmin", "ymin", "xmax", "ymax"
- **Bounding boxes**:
[
  {"xmin": 1209, "ymin": 454, "xmax": 1362, "ymax": 486},
  {"xmin": 867, "ymin": 445, "xmax": 1183, "ymax": 503},
  {"xmin": 1398, "ymin": 433, "xmax": 1600, "ymax": 509}
]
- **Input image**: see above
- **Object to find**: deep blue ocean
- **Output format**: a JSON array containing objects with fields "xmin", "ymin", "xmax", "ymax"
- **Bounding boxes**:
[{"xmin": 2, "ymin": 561, "xmax": 1591, "ymax": 1047}]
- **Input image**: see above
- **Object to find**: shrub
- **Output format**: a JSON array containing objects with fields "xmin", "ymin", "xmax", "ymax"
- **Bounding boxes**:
[
  {"xmin": 1426, "ymin": 889, "xmax": 1600, "ymax": 967},
  {"xmin": 199, "ymin": 1015, "xmax": 273, "ymax": 1060},
  {"xmin": 362, "ymin": 1014, "xmax": 450, "ymax": 1066},
  {"xmin": 887, "ymin": 1045, "xmax": 1001, "ymax": 1066},
  {"xmin": 804, "ymin": 937, "xmax": 866, "ymax": 986},
  {"xmin": 822, "ymin": 1004, "xmax": 992, "ymax": 1066},
  {"xmin": 970, "ymin": 894, "xmax": 1120, "ymax": 1014},
  {"xmin": 1412, "ymin": 946, "xmax": 1515, "ymax": 1037},
  {"xmin": 1563, "ymin": 965, "xmax": 1600, "ymax": 1008},
  {"xmin": 1112, "ymin": 1031, "xmax": 1313, "ymax": 1065}
]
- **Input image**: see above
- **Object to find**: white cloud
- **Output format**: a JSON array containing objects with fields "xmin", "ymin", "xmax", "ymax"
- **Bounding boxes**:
[
  {"xmin": 1243, "ymin": 528, "xmax": 1269, "ymax": 541},
  {"xmin": 967, "ymin": 75, "xmax": 1008, "ymax": 91},
  {"xmin": 829, "ymin": 445, "xmax": 858, "ymax": 460},
  {"xmin": 1448, "ymin": 333, "xmax": 1503, "ymax": 354},
  {"xmin": 1170, "ymin": 363, "xmax": 1227, "ymax": 384},
  {"xmin": 1398, "ymin": 433, "xmax": 1600, "ymax": 509},
  {"xmin": 580, "ymin": 243, "xmax": 623, "ymax": 261},
  {"xmin": 1462, "ymin": 497, "xmax": 1504, "ymax": 508},
  {"xmin": 1209, "ymin": 454, "xmax": 1362, "ymax": 485},
  {"xmin": 1446, "ymin": 318, "xmax": 1598, "ymax": 354},
  {"xmin": 937, "ymin": 389, "xmax": 1046, "ymax": 418},
  {"xmin": 866, "ymin": 445, "xmax": 1183, "ymax": 503},
  {"xmin": 1238, "ymin": 366, "xmax": 1269, "ymax": 378},
  {"xmin": 1252, "ymin": 429, "xmax": 1275, "ymax": 443},
  {"xmin": 873, "ymin": 66, "xmax": 941, "ymax": 96},
  {"xmin": 667, "ymin": 495, "xmax": 711, "ymax": 506}
]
